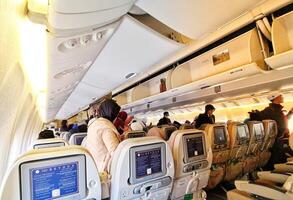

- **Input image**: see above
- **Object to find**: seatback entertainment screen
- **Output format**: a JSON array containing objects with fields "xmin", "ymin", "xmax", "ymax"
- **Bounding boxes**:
[{"xmin": 214, "ymin": 127, "xmax": 227, "ymax": 145}]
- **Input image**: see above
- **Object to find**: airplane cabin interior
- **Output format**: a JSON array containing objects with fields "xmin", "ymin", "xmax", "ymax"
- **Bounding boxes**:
[{"xmin": 0, "ymin": 0, "xmax": 293, "ymax": 200}]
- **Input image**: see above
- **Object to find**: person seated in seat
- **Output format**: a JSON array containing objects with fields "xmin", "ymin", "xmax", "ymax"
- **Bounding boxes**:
[
  {"xmin": 86, "ymin": 99, "xmax": 121, "ymax": 173},
  {"xmin": 38, "ymin": 130, "xmax": 55, "ymax": 139},
  {"xmin": 157, "ymin": 111, "xmax": 172, "ymax": 126},
  {"xmin": 195, "ymin": 104, "xmax": 216, "ymax": 128}
]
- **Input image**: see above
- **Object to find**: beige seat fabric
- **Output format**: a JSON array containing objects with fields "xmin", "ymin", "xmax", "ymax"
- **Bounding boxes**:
[
  {"xmin": 167, "ymin": 129, "xmax": 212, "ymax": 199},
  {"xmin": 161, "ymin": 125, "xmax": 178, "ymax": 141},
  {"xmin": 32, "ymin": 138, "xmax": 69, "ymax": 149},
  {"xmin": 200, "ymin": 123, "xmax": 230, "ymax": 189},
  {"xmin": 244, "ymin": 121, "xmax": 265, "ymax": 173},
  {"xmin": 123, "ymin": 130, "xmax": 146, "ymax": 139},
  {"xmin": 225, "ymin": 122, "xmax": 250, "ymax": 181}
]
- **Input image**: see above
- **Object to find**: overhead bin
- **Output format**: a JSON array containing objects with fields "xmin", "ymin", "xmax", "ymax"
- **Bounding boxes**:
[
  {"xmin": 29, "ymin": 0, "xmax": 136, "ymax": 34},
  {"xmin": 265, "ymin": 11, "xmax": 293, "ymax": 69},
  {"xmin": 131, "ymin": 71, "xmax": 172, "ymax": 102},
  {"xmin": 171, "ymin": 29, "xmax": 266, "ymax": 89}
]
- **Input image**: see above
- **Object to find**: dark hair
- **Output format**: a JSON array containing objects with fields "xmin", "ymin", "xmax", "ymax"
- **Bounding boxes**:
[
  {"xmin": 205, "ymin": 104, "xmax": 215, "ymax": 113},
  {"xmin": 99, "ymin": 99, "xmax": 121, "ymax": 122},
  {"xmin": 38, "ymin": 130, "xmax": 55, "ymax": 139},
  {"xmin": 163, "ymin": 111, "xmax": 169, "ymax": 117},
  {"xmin": 78, "ymin": 124, "xmax": 87, "ymax": 133}
]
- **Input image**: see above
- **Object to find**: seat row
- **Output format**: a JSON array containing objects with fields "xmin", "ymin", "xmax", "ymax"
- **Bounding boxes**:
[{"xmin": 0, "ymin": 129, "xmax": 214, "ymax": 200}]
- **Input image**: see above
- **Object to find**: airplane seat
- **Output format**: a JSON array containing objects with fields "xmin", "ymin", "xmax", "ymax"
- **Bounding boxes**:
[
  {"xmin": 179, "ymin": 124, "xmax": 194, "ymax": 130},
  {"xmin": 81, "ymin": 136, "xmax": 87, "ymax": 147},
  {"xmin": 68, "ymin": 132, "xmax": 87, "ymax": 145},
  {"xmin": 200, "ymin": 123, "xmax": 230, "ymax": 189},
  {"xmin": 225, "ymin": 122, "xmax": 250, "ymax": 181},
  {"xmin": 160, "ymin": 125, "xmax": 178, "ymax": 141},
  {"xmin": 32, "ymin": 138, "xmax": 69, "ymax": 149},
  {"xmin": 61, "ymin": 131, "xmax": 70, "ymax": 141},
  {"xmin": 244, "ymin": 121, "xmax": 265, "ymax": 173},
  {"xmin": 258, "ymin": 120, "xmax": 278, "ymax": 168},
  {"xmin": 0, "ymin": 146, "xmax": 102, "ymax": 200},
  {"xmin": 110, "ymin": 137, "xmax": 174, "ymax": 200},
  {"xmin": 124, "ymin": 130, "xmax": 146, "ymax": 139},
  {"xmin": 167, "ymin": 129, "xmax": 212, "ymax": 200},
  {"xmin": 227, "ymin": 129, "xmax": 293, "ymax": 200}
]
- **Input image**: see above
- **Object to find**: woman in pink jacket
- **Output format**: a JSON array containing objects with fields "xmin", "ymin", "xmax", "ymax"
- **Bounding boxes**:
[{"xmin": 86, "ymin": 99, "xmax": 121, "ymax": 173}]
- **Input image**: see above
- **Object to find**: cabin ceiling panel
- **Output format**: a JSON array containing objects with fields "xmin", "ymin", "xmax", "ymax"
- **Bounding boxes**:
[
  {"xmin": 135, "ymin": 0, "xmax": 266, "ymax": 39},
  {"xmin": 54, "ymin": 15, "xmax": 184, "ymax": 119},
  {"xmin": 82, "ymin": 15, "xmax": 184, "ymax": 89}
]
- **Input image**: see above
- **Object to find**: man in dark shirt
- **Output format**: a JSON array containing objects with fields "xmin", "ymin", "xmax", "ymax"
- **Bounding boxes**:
[
  {"xmin": 262, "ymin": 93, "xmax": 292, "ymax": 170},
  {"xmin": 157, "ymin": 112, "xmax": 172, "ymax": 126},
  {"xmin": 195, "ymin": 104, "xmax": 216, "ymax": 128}
]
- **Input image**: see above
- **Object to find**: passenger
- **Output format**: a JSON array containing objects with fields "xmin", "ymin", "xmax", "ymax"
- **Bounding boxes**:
[
  {"xmin": 147, "ymin": 127, "xmax": 164, "ymax": 139},
  {"xmin": 38, "ymin": 130, "xmax": 55, "ymax": 139},
  {"xmin": 60, "ymin": 120, "xmax": 68, "ymax": 131},
  {"xmin": 113, "ymin": 111, "xmax": 128, "ymax": 134},
  {"xmin": 86, "ymin": 99, "xmax": 121, "ymax": 172},
  {"xmin": 261, "ymin": 94, "xmax": 293, "ymax": 170},
  {"xmin": 68, "ymin": 124, "xmax": 74, "ymax": 131},
  {"xmin": 184, "ymin": 120, "xmax": 191, "ymax": 124},
  {"xmin": 173, "ymin": 121, "xmax": 181, "ymax": 129},
  {"xmin": 195, "ymin": 104, "xmax": 216, "ymax": 128},
  {"xmin": 130, "ymin": 119, "xmax": 144, "ymax": 131},
  {"xmin": 261, "ymin": 94, "xmax": 292, "ymax": 138},
  {"xmin": 157, "ymin": 111, "xmax": 172, "ymax": 126},
  {"xmin": 124, "ymin": 115, "xmax": 134, "ymax": 132}
]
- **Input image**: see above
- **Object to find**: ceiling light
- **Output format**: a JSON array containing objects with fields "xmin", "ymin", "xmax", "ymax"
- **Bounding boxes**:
[{"xmin": 125, "ymin": 72, "xmax": 137, "ymax": 79}]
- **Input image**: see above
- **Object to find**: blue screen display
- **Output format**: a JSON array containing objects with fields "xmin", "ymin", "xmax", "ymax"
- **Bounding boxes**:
[
  {"xmin": 135, "ymin": 148, "xmax": 162, "ymax": 178},
  {"xmin": 30, "ymin": 162, "xmax": 79, "ymax": 200}
]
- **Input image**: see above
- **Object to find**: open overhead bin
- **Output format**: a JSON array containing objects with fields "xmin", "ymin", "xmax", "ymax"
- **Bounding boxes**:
[
  {"xmin": 265, "ymin": 11, "xmax": 293, "ymax": 69},
  {"xmin": 171, "ymin": 28, "xmax": 266, "ymax": 89}
]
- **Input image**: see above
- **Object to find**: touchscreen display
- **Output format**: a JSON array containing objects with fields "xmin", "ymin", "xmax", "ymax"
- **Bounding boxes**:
[
  {"xmin": 30, "ymin": 162, "xmax": 79, "ymax": 200},
  {"xmin": 186, "ymin": 136, "xmax": 204, "ymax": 158},
  {"xmin": 135, "ymin": 148, "xmax": 162, "ymax": 179},
  {"xmin": 237, "ymin": 125, "xmax": 247, "ymax": 139},
  {"xmin": 214, "ymin": 127, "xmax": 226, "ymax": 145}
]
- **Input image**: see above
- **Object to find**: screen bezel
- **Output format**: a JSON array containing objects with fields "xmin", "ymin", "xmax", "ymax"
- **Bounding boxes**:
[
  {"xmin": 20, "ymin": 155, "xmax": 86, "ymax": 200},
  {"xmin": 129, "ymin": 142, "xmax": 166, "ymax": 185},
  {"xmin": 33, "ymin": 142, "xmax": 65, "ymax": 149},
  {"xmin": 213, "ymin": 126, "xmax": 227, "ymax": 145},
  {"xmin": 183, "ymin": 133, "xmax": 207, "ymax": 163}
]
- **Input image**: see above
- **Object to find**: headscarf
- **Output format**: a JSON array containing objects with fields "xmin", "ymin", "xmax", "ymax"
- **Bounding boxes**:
[
  {"xmin": 99, "ymin": 99, "xmax": 121, "ymax": 122},
  {"xmin": 114, "ymin": 111, "xmax": 128, "ymax": 134}
]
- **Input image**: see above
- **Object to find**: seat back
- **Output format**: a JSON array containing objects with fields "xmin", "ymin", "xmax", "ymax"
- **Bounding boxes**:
[
  {"xmin": 60, "ymin": 131, "xmax": 70, "ymax": 141},
  {"xmin": 246, "ymin": 121, "xmax": 265, "ymax": 155},
  {"xmin": 161, "ymin": 125, "xmax": 177, "ymax": 140},
  {"xmin": 0, "ymin": 146, "xmax": 101, "ymax": 200},
  {"xmin": 32, "ymin": 138, "xmax": 69, "ymax": 149},
  {"xmin": 262, "ymin": 120, "xmax": 278, "ymax": 151},
  {"xmin": 68, "ymin": 133, "xmax": 87, "ymax": 145},
  {"xmin": 227, "ymin": 122, "xmax": 250, "ymax": 160},
  {"xmin": 124, "ymin": 130, "xmax": 146, "ymax": 139},
  {"xmin": 110, "ymin": 137, "xmax": 174, "ymax": 200},
  {"xmin": 168, "ymin": 129, "xmax": 212, "ymax": 199},
  {"xmin": 201, "ymin": 123, "xmax": 230, "ymax": 163},
  {"xmin": 225, "ymin": 122, "xmax": 250, "ymax": 181},
  {"xmin": 200, "ymin": 123, "xmax": 230, "ymax": 188},
  {"xmin": 81, "ymin": 136, "xmax": 87, "ymax": 147},
  {"xmin": 179, "ymin": 124, "xmax": 194, "ymax": 130}
]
